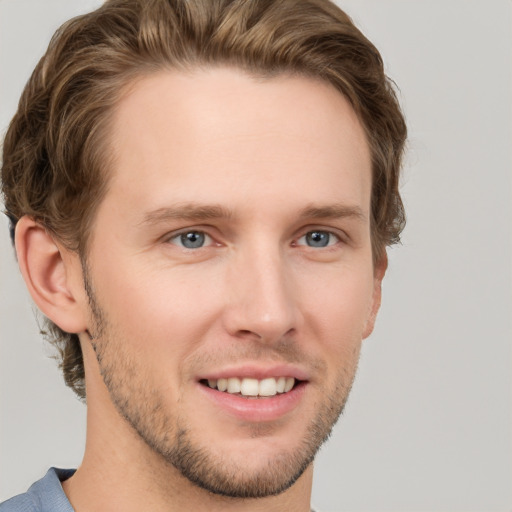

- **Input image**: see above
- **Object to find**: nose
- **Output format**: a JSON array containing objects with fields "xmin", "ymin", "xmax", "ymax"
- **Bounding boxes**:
[{"xmin": 222, "ymin": 245, "xmax": 302, "ymax": 344}]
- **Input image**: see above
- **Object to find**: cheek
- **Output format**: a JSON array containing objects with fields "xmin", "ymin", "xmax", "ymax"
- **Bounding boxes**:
[
  {"xmin": 96, "ymin": 261, "xmax": 224, "ymax": 356},
  {"xmin": 296, "ymin": 265, "xmax": 375, "ymax": 383},
  {"xmin": 299, "ymin": 262, "xmax": 376, "ymax": 338}
]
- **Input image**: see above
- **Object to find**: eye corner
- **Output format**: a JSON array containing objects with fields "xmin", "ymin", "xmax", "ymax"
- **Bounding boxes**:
[
  {"xmin": 167, "ymin": 230, "xmax": 214, "ymax": 250},
  {"xmin": 295, "ymin": 229, "xmax": 342, "ymax": 249}
]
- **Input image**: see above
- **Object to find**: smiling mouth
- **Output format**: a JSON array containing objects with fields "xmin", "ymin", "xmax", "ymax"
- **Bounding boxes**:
[{"xmin": 199, "ymin": 377, "xmax": 301, "ymax": 398}]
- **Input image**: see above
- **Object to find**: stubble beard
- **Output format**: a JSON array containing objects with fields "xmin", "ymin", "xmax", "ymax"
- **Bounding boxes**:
[{"xmin": 83, "ymin": 265, "xmax": 358, "ymax": 499}]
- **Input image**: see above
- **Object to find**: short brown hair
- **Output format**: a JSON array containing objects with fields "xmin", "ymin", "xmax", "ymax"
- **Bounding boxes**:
[{"xmin": 1, "ymin": 0, "xmax": 407, "ymax": 399}]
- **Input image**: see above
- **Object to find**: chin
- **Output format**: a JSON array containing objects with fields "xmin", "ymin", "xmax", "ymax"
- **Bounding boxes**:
[{"xmin": 161, "ymin": 426, "xmax": 318, "ymax": 498}]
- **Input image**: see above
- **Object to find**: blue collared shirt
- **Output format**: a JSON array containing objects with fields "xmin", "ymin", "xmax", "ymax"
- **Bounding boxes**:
[{"xmin": 0, "ymin": 468, "xmax": 75, "ymax": 512}]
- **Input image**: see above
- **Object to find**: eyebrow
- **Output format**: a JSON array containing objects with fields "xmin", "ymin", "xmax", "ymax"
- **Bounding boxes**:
[
  {"xmin": 139, "ymin": 203, "xmax": 234, "ymax": 226},
  {"xmin": 139, "ymin": 202, "xmax": 366, "ymax": 227},
  {"xmin": 298, "ymin": 203, "xmax": 367, "ymax": 222}
]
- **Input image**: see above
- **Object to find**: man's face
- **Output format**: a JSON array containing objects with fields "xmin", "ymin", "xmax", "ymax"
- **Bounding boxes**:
[{"xmin": 82, "ymin": 68, "xmax": 382, "ymax": 497}]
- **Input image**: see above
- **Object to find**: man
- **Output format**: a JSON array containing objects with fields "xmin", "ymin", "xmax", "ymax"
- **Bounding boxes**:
[{"xmin": 0, "ymin": 0, "xmax": 406, "ymax": 510}]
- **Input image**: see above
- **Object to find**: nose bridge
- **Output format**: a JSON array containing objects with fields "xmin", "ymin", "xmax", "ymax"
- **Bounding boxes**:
[{"xmin": 224, "ymin": 238, "xmax": 299, "ymax": 341}]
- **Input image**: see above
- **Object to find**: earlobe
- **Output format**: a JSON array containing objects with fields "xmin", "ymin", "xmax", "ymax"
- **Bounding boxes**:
[
  {"xmin": 362, "ymin": 253, "xmax": 388, "ymax": 339},
  {"xmin": 15, "ymin": 216, "xmax": 87, "ymax": 334}
]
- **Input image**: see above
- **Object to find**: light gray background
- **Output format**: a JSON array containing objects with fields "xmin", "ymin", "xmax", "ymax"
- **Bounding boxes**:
[{"xmin": 1, "ymin": 1, "xmax": 511, "ymax": 511}]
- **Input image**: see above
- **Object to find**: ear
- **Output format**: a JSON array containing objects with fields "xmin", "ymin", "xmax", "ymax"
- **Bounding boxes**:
[
  {"xmin": 362, "ymin": 252, "xmax": 388, "ymax": 339},
  {"xmin": 15, "ymin": 216, "xmax": 88, "ymax": 334}
]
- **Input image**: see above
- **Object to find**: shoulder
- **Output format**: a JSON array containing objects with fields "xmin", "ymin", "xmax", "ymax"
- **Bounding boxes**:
[
  {"xmin": 0, "ymin": 493, "xmax": 37, "ymax": 512},
  {"xmin": 0, "ymin": 468, "xmax": 76, "ymax": 512}
]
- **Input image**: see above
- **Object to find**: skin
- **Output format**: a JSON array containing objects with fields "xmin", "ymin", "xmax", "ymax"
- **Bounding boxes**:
[{"xmin": 16, "ymin": 67, "xmax": 386, "ymax": 512}]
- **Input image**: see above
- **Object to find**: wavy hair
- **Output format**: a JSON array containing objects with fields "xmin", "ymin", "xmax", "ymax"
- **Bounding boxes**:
[{"xmin": 1, "ymin": 0, "xmax": 407, "ymax": 399}]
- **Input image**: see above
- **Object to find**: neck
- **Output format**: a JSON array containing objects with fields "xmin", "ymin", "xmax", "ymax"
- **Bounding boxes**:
[{"xmin": 63, "ymin": 425, "xmax": 313, "ymax": 512}]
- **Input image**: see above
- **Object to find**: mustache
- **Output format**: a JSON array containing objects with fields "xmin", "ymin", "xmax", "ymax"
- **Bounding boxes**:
[{"xmin": 185, "ymin": 339, "xmax": 327, "ymax": 375}]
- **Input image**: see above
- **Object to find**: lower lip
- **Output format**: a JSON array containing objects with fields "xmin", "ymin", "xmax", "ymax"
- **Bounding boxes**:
[{"xmin": 197, "ymin": 382, "xmax": 307, "ymax": 422}]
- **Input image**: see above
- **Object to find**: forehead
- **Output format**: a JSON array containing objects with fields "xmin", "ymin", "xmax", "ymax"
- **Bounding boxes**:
[{"xmin": 102, "ymin": 67, "xmax": 371, "ymax": 223}]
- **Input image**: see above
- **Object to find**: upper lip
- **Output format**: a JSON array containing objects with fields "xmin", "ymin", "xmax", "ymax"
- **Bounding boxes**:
[{"xmin": 197, "ymin": 363, "xmax": 310, "ymax": 382}]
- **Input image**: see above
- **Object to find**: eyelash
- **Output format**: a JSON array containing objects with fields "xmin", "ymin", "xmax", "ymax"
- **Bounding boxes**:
[
  {"xmin": 167, "ymin": 230, "xmax": 215, "ymax": 249},
  {"xmin": 166, "ymin": 228, "xmax": 343, "ymax": 250},
  {"xmin": 295, "ymin": 230, "xmax": 341, "ymax": 248}
]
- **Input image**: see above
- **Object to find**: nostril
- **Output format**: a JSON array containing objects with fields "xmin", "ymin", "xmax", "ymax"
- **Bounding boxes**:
[{"xmin": 232, "ymin": 327, "xmax": 297, "ymax": 344}]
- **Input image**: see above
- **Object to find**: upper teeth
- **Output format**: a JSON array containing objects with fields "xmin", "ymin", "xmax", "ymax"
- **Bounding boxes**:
[{"xmin": 207, "ymin": 377, "xmax": 295, "ymax": 397}]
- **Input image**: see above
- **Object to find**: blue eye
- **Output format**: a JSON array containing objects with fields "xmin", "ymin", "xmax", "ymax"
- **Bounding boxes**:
[
  {"xmin": 171, "ymin": 231, "xmax": 211, "ymax": 249},
  {"xmin": 298, "ymin": 231, "xmax": 339, "ymax": 248}
]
